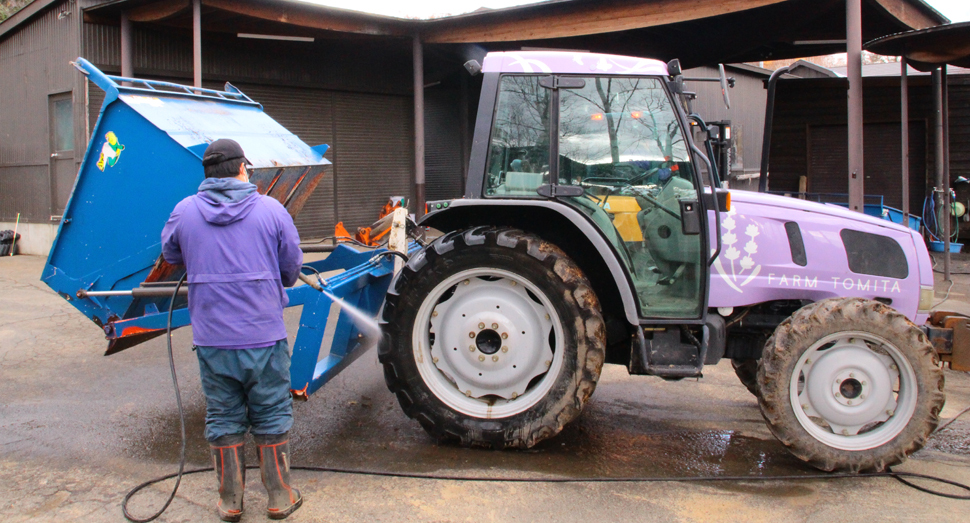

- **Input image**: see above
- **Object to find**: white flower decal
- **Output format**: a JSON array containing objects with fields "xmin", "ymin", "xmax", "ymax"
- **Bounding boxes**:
[{"xmin": 712, "ymin": 207, "xmax": 762, "ymax": 293}]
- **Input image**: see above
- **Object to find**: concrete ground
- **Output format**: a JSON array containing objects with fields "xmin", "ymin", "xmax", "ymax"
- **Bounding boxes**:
[{"xmin": 1, "ymin": 254, "xmax": 969, "ymax": 523}]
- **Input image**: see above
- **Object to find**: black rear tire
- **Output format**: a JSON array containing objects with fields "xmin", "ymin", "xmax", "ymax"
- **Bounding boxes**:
[
  {"xmin": 731, "ymin": 359, "xmax": 760, "ymax": 397},
  {"xmin": 379, "ymin": 227, "xmax": 606, "ymax": 448}
]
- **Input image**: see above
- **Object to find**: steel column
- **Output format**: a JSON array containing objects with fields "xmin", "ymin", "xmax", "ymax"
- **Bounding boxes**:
[
  {"xmin": 846, "ymin": 0, "xmax": 865, "ymax": 212},
  {"xmin": 900, "ymin": 58, "xmax": 909, "ymax": 222},
  {"xmin": 943, "ymin": 65, "xmax": 951, "ymax": 280},
  {"xmin": 192, "ymin": 0, "xmax": 202, "ymax": 88},
  {"xmin": 413, "ymin": 34, "xmax": 426, "ymax": 217},
  {"xmin": 120, "ymin": 11, "xmax": 133, "ymax": 79},
  {"xmin": 934, "ymin": 68, "xmax": 944, "ymax": 191}
]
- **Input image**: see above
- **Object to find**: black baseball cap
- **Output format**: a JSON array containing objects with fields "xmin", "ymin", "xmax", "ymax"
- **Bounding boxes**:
[{"xmin": 202, "ymin": 139, "xmax": 250, "ymax": 167}]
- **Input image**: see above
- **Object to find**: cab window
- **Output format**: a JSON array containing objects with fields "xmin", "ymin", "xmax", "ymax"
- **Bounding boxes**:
[{"xmin": 484, "ymin": 76, "xmax": 551, "ymax": 197}]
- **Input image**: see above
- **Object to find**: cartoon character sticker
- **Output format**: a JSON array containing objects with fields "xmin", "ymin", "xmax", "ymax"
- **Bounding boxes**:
[
  {"xmin": 96, "ymin": 132, "xmax": 125, "ymax": 171},
  {"xmin": 713, "ymin": 207, "xmax": 762, "ymax": 293}
]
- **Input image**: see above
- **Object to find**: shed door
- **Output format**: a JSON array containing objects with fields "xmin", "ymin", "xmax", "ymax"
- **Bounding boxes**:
[
  {"xmin": 807, "ymin": 123, "xmax": 925, "ymax": 211},
  {"xmin": 49, "ymin": 93, "xmax": 76, "ymax": 218}
]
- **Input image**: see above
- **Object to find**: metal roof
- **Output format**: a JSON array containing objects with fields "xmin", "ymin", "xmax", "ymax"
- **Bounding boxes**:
[
  {"xmin": 1, "ymin": 0, "xmax": 953, "ymax": 68},
  {"xmin": 865, "ymin": 21, "xmax": 970, "ymax": 71}
]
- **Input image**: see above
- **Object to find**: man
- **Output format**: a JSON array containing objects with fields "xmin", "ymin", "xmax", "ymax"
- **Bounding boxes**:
[{"xmin": 161, "ymin": 139, "xmax": 304, "ymax": 521}]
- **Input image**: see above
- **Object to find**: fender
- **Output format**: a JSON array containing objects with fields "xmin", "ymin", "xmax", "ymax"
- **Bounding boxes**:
[{"xmin": 419, "ymin": 199, "xmax": 641, "ymax": 325}]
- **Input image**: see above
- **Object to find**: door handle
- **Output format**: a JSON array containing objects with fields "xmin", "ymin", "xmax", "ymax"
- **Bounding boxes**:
[{"xmin": 51, "ymin": 153, "xmax": 59, "ymax": 158}]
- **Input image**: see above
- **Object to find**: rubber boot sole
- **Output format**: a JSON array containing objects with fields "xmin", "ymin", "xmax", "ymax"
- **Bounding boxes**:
[{"xmin": 267, "ymin": 496, "xmax": 303, "ymax": 520}]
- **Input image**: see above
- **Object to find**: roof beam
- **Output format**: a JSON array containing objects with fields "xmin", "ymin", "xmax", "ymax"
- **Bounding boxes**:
[
  {"xmin": 127, "ymin": 0, "xmax": 190, "ymax": 23},
  {"xmin": 422, "ymin": 0, "xmax": 787, "ymax": 43},
  {"xmin": 203, "ymin": 0, "xmax": 408, "ymax": 36},
  {"xmin": 870, "ymin": 0, "xmax": 943, "ymax": 30}
]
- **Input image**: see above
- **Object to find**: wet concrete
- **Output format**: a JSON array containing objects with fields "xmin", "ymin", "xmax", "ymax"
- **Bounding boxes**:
[{"xmin": 3, "ymin": 254, "xmax": 970, "ymax": 522}]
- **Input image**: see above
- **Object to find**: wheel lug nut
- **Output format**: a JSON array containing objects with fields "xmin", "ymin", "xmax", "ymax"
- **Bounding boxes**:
[
  {"xmin": 479, "ymin": 355, "xmax": 485, "ymax": 362},
  {"xmin": 501, "ymin": 346, "xmax": 509, "ymax": 353},
  {"xmin": 465, "ymin": 390, "xmax": 472, "ymax": 397},
  {"xmin": 860, "ymin": 395, "xmax": 866, "ymax": 400},
  {"xmin": 469, "ymin": 345, "xmax": 476, "ymax": 352},
  {"xmin": 805, "ymin": 359, "xmax": 812, "ymax": 365},
  {"xmin": 842, "ymin": 429, "xmax": 850, "ymax": 436},
  {"xmin": 890, "ymin": 364, "xmax": 897, "ymax": 371},
  {"xmin": 511, "ymin": 392, "xmax": 518, "ymax": 399},
  {"xmin": 510, "ymin": 281, "xmax": 517, "ymax": 286},
  {"xmin": 545, "ymin": 360, "xmax": 551, "ymax": 367},
  {"xmin": 432, "ymin": 357, "xmax": 439, "ymax": 364},
  {"xmin": 847, "ymin": 400, "xmax": 852, "ymax": 405},
  {"xmin": 545, "ymin": 314, "xmax": 550, "ymax": 320},
  {"xmin": 491, "ymin": 323, "xmax": 498, "ymax": 329},
  {"xmin": 463, "ymin": 280, "xmax": 470, "ymax": 285},
  {"xmin": 501, "ymin": 333, "xmax": 508, "ymax": 339},
  {"xmin": 835, "ymin": 392, "xmax": 842, "ymax": 398},
  {"xmin": 432, "ymin": 311, "xmax": 438, "ymax": 317},
  {"xmin": 849, "ymin": 373, "xmax": 855, "ymax": 378},
  {"xmin": 492, "ymin": 355, "xmax": 499, "ymax": 362},
  {"xmin": 479, "ymin": 322, "xmax": 486, "ymax": 329},
  {"xmin": 887, "ymin": 410, "xmax": 894, "ymax": 416},
  {"xmin": 469, "ymin": 332, "xmax": 476, "ymax": 338}
]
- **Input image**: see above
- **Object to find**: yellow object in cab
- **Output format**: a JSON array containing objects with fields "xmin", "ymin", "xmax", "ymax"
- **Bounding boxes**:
[{"xmin": 589, "ymin": 195, "xmax": 643, "ymax": 242}]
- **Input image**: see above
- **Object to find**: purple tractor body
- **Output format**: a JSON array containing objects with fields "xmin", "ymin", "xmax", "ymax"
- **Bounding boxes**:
[{"xmin": 709, "ymin": 190, "xmax": 933, "ymax": 324}]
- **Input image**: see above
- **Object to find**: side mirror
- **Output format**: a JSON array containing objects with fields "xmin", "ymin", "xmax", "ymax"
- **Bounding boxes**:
[
  {"xmin": 464, "ymin": 60, "xmax": 482, "ymax": 76},
  {"xmin": 667, "ymin": 58, "xmax": 682, "ymax": 77},
  {"xmin": 718, "ymin": 64, "xmax": 732, "ymax": 110}
]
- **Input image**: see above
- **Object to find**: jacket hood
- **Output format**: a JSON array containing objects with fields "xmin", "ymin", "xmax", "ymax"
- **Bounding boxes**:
[{"xmin": 195, "ymin": 178, "xmax": 259, "ymax": 225}]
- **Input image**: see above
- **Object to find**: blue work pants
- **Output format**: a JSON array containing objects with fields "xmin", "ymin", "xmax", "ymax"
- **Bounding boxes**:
[{"xmin": 196, "ymin": 339, "xmax": 293, "ymax": 442}]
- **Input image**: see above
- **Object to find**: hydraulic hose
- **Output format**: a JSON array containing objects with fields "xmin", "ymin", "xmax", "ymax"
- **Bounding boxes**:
[{"xmin": 122, "ymin": 274, "xmax": 187, "ymax": 523}]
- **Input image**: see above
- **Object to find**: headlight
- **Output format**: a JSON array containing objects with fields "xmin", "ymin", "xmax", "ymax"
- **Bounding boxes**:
[{"xmin": 918, "ymin": 285, "xmax": 935, "ymax": 312}]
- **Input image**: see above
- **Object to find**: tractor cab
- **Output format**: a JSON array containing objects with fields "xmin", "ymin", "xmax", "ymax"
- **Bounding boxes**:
[{"xmin": 429, "ymin": 51, "xmax": 721, "ymax": 323}]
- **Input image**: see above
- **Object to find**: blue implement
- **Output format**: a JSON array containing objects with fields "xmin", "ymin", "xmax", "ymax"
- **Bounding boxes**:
[{"xmin": 42, "ymin": 59, "xmax": 399, "ymax": 399}]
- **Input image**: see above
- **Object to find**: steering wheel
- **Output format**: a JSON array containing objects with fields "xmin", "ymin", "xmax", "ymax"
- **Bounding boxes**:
[{"xmin": 581, "ymin": 172, "xmax": 681, "ymax": 222}]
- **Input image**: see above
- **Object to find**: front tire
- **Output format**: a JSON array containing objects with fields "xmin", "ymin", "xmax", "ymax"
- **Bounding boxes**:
[
  {"xmin": 758, "ymin": 297, "xmax": 945, "ymax": 472},
  {"xmin": 379, "ymin": 227, "xmax": 606, "ymax": 448}
]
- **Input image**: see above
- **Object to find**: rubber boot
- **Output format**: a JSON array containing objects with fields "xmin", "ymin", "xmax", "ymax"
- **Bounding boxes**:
[
  {"xmin": 210, "ymin": 433, "xmax": 246, "ymax": 522},
  {"xmin": 255, "ymin": 432, "xmax": 303, "ymax": 520}
]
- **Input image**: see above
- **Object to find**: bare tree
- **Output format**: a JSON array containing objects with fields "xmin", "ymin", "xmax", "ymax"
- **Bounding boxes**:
[{"xmin": 0, "ymin": 0, "xmax": 32, "ymax": 22}]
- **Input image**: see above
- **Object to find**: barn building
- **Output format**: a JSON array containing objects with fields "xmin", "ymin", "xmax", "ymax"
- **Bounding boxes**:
[{"xmin": 0, "ymin": 0, "xmax": 947, "ymax": 254}]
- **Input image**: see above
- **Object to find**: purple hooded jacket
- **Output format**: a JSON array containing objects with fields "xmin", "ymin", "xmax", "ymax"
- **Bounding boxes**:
[{"xmin": 161, "ymin": 178, "xmax": 303, "ymax": 349}]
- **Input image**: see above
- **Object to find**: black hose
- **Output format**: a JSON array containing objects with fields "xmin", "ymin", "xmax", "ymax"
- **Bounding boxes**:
[
  {"xmin": 122, "ymin": 465, "xmax": 970, "ymax": 503},
  {"xmin": 121, "ymin": 271, "xmax": 970, "ymax": 518},
  {"xmin": 377, "ymin": 250, "xmax": 410, "ymax": 263},
  {"xmin": 122, "ymin": 274, "xmax": 187, "ymax": 522}
]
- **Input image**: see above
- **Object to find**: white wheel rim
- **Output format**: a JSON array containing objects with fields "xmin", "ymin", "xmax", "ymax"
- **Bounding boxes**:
[
  {"xmin": 790, "ymin": 331, "xmax": 918, "ymax": 451},
  {"xmin": 412, "ymin": 267, "xmax": 565, "ymax": 418}
]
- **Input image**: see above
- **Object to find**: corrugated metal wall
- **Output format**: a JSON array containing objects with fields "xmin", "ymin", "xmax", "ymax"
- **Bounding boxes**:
[
  {"xmin": 235, "ymin": 84, "xmax": 336, "ymax": 238},
  {"xmin": 82, "ymin": 23, "xmax": 413, "ymax": 95},
  {"xmin": 424, "ymin": 88, "xmax": 465, "ymax": 200},
  {"xmin": 806, "ymin": 122, "xmax": 926, "ymax": 211},
  {"xmin": 765, "ymin": 76, "xmax": 970, "ymax": 217},
  {"xmin": 683, "ymin": 65, "xmax": 768, "ymax": 179},
  {"xmin": 333, "ymin": 91, "xmax": 414, "ymax": 231},
  {"xmin": 0, "ymin": 0, "xmax": 82, "ymax": 222}
]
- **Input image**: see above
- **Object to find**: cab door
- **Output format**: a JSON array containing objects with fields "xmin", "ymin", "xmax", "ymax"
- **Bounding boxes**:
[{"xmin": 554, "ymin": 76, "xmax": 706, "ymax": 319}]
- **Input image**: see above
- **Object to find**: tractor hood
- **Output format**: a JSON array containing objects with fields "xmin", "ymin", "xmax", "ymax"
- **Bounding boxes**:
[
  {"xmin": 710, "ymin": 189, "xmax": 930, "ymax": 324},
  {"xmin": 727, "ymin": 190, "xmax": 912, "ymax": 234}
]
